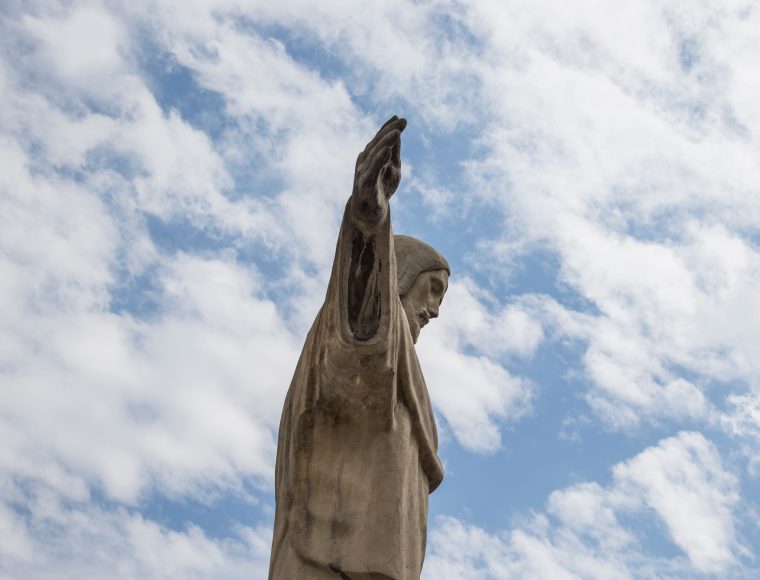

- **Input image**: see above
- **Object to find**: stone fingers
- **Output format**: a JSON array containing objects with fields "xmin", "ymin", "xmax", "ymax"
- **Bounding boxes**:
[
  {"xmin": 356, "ymin": 116, "xmax": 406, "ymax": 167},
  {"xmin": 361, "ymin": 130, "xmax": 401, "ymax": 187}
]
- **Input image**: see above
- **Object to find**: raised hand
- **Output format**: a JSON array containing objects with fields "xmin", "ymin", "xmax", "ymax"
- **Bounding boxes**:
[{"xmin": 352, "ymin": 115, "xmax": 406, "ymax": 225}]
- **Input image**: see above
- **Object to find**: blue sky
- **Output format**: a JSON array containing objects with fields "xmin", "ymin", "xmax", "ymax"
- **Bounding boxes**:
[{"xmin": 1, "ymin": 1, "xmax": 759, "ymax": 578}]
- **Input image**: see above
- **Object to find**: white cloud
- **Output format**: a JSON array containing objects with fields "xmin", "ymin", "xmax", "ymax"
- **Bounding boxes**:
[
  {"xmin": 23, "ymin": 4, "xmax": 128, "ymax": 90},
  {"xmin": 518, "ymin": 221, "xmax": 760, "ymax": 430},
  {"xmin": 201, "ymin": 0, "xmax": 484, "ymax": 129},
  {"xmin": 0, "ymin": 63, "xmax": 300, "ymax": 504},
  {"xmin": 424, "ymin": 513, "xmax": 636, "ymax": 580},
  {"xmin": 0, "ymin": 487, "xmax": 271, "ymax": 580},
  {"xmin": 613, "ymin": 432, "xmax": 740, "ymax": 573},
  {"xmin": 440, "ymin": 278, "xmax": 545, "ymax": 360},
  {"xmin": 425, "ymin": 432, "xmax": 744, "ymax": 578},
  {"xmin": 0, "ymin": 245, "xmax": 298, "ymax": 505},
  {"xmin": 0, "ymin": 501, "xmax": 34, "ymax": 563},
  {"xmin": 453, "ymin": 0, "xmax": 760, "ymax": 430},
  {"xmin": 721, "ymin": 392, "xmax": 760, "ymax": 477},
  {"xmin": 417, "ymin": 279, "xmax": 536, "ymax": 452},
  {"xmin": 0, "ymin": 41, "xmax": 300, "ymax": 565}
]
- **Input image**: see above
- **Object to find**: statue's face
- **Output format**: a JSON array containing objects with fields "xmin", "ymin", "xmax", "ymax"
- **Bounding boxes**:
[{"xmin": 401, "ymin": 269, "xmax": 449, "ymax": 343}]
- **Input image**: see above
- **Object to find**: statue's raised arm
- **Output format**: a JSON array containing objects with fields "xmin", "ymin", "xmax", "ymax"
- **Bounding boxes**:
[
  {"xmin": 269, "ymin": 117, "xmax": 450, "ymax": 580},
  {"xmin": 345, "ymin": 115, "xmax": 406, "ymax": 340}
]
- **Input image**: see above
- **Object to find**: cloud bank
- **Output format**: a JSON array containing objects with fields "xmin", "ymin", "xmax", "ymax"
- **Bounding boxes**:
[{"xmin": 1, "ymin": 0, "xmax": 759, "ymax": 577}]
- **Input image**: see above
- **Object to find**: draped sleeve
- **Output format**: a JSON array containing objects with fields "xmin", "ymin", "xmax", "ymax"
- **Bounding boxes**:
[{"xmin": 307, "ymin": 196, "xmax": 401, "ymax": 411}]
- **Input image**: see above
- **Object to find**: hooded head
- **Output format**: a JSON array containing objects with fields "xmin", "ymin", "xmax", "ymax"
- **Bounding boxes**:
[{"xmin": 394, "ymin": 235, "xmax": 450, "ymax": 343}]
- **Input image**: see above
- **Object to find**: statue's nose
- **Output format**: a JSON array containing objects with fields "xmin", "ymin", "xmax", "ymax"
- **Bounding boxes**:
[{"xmin": 428, "ymin": 304, "xmax": 439, "ymax": 318}]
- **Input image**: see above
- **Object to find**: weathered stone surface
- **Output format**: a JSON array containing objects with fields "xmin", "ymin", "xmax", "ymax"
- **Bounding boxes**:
[{"xmin": 269, "ymin": 117, "xmax": 449, "ymax": 580}]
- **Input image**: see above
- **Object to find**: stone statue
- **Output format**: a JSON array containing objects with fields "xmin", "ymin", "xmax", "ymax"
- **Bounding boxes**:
[{"xmin": 269, "ymin": 116, "xmax": 449, "ymax": 580}]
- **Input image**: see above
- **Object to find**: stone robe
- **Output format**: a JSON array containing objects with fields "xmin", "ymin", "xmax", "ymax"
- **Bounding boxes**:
[{"xmin": 268, "ymin": 201, "xmax": 444, "ymax": 579}]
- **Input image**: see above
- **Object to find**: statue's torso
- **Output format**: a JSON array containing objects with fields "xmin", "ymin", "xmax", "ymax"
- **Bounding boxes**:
[{"xmin": 269, "ymin": 303, "xmax": 441, "ymax": 580}]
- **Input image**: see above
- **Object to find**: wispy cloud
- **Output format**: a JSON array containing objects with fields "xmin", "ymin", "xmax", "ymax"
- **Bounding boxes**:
[
  {"xmin": 2, "ymin": 0, "xmax": 759, "ymax": 577},
  {"xmin": 426, "ymin": 432, "xmax": 746, "ymax": 578}
]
